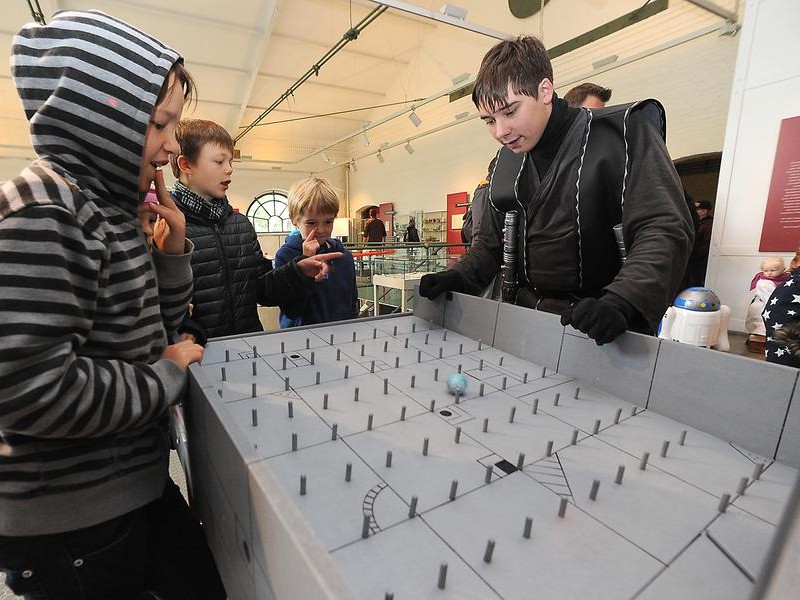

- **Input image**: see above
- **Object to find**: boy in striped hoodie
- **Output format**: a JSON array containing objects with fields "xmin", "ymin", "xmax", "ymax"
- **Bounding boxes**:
[{"xmin": 0, "ymin": 11, "xmax": 225, "ymax": 599}]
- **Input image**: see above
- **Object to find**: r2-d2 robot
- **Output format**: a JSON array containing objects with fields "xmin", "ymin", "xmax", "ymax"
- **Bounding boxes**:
[{"xmin": 658, "ymin": 287, "xmax": 731, "ymax": 351}]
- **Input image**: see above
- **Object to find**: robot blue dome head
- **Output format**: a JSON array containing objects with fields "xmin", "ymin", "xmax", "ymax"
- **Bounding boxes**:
[{"xmin": 673, "ymin": 287, "xmax": 721, "ymax": 312}]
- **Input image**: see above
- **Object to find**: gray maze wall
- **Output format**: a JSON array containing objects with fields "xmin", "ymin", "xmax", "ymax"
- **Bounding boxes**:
[{"xmin": 186, "ymin": 291, "xmax": 800, "ymax": 599}]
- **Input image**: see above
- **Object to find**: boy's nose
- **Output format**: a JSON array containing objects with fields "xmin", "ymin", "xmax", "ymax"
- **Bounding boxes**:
[{"xmin": 495, "ymin": 119, "xmax": 511, "ymax": 139}]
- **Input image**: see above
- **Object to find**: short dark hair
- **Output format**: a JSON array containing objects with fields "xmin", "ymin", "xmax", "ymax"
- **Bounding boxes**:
[
  {"xmin": 563, "ymin": 82, "xmax": 612, "ymax": 107},
  {"xmin": 472, "ymin": 36, "xmax": 553, "ymax": 112},
  {"xmin": 369, "ymin": 207, "xmax": 378, "ymax": 217}
]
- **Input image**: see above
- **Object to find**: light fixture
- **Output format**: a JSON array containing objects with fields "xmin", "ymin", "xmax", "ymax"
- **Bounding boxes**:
[
  {"xmin": 408, "ymin": 110, "xmax": 422, "ymax": 127},
  {"xmin": 361, "ymin": 131, "xmax": 370, "ymax": 146},
  {"xmin": 350, "ymin": 159, "xmax": 358, "ymax": 173},
  {"xmin": 592, "ymin": 54, "xmax": 619, "ymax": 70},
  {"xmin": 404, "ymin": 141, "xmax": 414, "ymax": 155},
  {"xmin": 451, "ymin": 73, "xmax": 470, "ymax": 85},
  {"xmin": 379, "ymin": 142, "xmax": 389, "ymax": 149},
  {"xmin": 377, "ymin": 150, "xmax": 385, "ymax": 164},
  {"xmin": 320, "ymin": 150, "xmax": 330, "ymax": 163},
  {"xmin": 455, "ymin": 111, "xmax": 470, "ymax": 120},
  {"xmin": 439, "ymin": 4, "xmax": 468, "ymax": 20}
]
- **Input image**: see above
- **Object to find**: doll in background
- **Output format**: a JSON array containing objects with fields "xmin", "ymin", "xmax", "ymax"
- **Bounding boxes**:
[{"xmin": 746, "ymin": 256, "xmax": 789, "ymax": 351}]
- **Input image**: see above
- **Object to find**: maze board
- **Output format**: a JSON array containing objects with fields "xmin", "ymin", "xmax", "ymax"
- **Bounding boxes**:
[{"xmin": 187, "ymin": 299, "xmax": 799, "ymax": 600}]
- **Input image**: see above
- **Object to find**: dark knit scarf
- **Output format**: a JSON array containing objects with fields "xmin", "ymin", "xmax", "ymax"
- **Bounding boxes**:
[{"xmin": 172, "ymin": 180, "xmax": 226, "ymax": 224}]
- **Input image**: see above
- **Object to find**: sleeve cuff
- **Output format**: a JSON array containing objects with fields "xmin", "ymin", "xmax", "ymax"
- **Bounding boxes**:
[{"xmin": 151, "ymin": 239, "xmax": 194, "ymax": 284}]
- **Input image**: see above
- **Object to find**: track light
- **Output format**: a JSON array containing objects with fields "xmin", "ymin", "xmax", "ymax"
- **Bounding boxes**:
[
  {"xmin": 455, "ymin": 111, "xmax": 470, "ymax": 120},
  {"xmin": 408, "ymin": 110, "xmax": 422, "ymax": 127},
  {"xmin": 440, "ymin": 4, "xmax": 468, "ymax": 20},
  {"xmin": 350, "ymin": 159, "xmax": 358, "ymax": 173},
  {"xmin": 404, "ymin": 142, "xmax": 414, "ymax": 155},
  {"xmin": 361, "ymin": 131, "xmax": 370, "ymax": 146},
  {"xmin": 377, "ymin": 150, "xmax": 385, "ymax": 164},
  {"xmin": 592, "ymin": 54, "xmax": 619, "ymax": 70},
  {"xmin": 320, "ymin": 150, "xmax": 330, "ymax": 163}
]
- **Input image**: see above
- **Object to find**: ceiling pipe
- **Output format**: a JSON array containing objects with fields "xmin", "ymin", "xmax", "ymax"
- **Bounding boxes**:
[
  {"xmin": 27, "ymin": 0, "xmax": 46, "ymax": 24},
  {"xmin": 235, "ymin": 4, "xmax": 388, "ymax": 144}
]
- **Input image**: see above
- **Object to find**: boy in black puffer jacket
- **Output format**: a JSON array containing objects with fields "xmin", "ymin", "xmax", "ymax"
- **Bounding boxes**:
[
  {"xmin": 170, "ymin": 120, "xmax": 340, "ymax": 341},
  {"xmin": 275, "ymin": 177, "xmax": 359, "ymax": 328}
]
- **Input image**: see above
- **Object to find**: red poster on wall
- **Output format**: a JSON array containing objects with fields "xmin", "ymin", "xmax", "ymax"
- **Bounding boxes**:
[
  {"xmin": 378, "ymin": 202, "xmax": 394, "ymax": 239},
  {"xmin": 760, "ymin": 116, "xmax": 800, "ymax": 251},
  {"xmin": 446, "ymin": 191, "xmax": 469, "ymax": 257}
]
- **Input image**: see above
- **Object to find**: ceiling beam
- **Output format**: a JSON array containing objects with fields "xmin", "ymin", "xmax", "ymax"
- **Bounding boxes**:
[
  {"xmin": 366, "ymin": 0, "xmax": 512, "ymax": 40},
  {"xmin": 685, "ymin": 0, "xmax": 738, "ymax": 22},
  {"xmin": 92, "ymin": 0, "xmax": 263, "ymax": 35},
  {"xmin": 187, "ymin": 61, "xmax": 251, "ymax": 76},
  {"xmin": 228, "ymin": 0, "xmax": 282, "ymax": 135}
]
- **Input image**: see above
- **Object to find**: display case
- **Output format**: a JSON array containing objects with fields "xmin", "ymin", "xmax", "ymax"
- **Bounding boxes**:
[{"xmin": 421, "ymin": 210, "xmax": 446, "ymax": 243}]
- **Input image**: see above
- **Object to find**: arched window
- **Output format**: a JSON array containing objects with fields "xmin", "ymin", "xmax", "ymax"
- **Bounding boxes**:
[{"xmin": 247, "ymin": 190, "xmax": 292, "ymax": 233}]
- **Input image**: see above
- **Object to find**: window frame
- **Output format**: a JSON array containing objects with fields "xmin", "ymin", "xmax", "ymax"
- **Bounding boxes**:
[{"xmin": 247, "ymin": 189, "xmax": 292, "ymax": 234}]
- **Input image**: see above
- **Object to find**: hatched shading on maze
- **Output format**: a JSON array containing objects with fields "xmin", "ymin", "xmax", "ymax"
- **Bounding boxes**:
[{"xmin": 187, "ymin": 298, "xmax": 800, "ymax": 599}]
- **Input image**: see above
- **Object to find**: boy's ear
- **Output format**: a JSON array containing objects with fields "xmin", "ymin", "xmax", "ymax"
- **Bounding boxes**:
[
  {"xmin": 176, "ymin": 154, "xmax": 192, "ymax": 174},
  {"xmin": 538, "ymin": 78, "xmax": 554, "ymax": 104}
]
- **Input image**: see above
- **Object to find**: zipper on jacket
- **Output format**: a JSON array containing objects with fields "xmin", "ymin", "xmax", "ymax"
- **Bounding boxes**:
[{"xmin": 213, "ymin": 224, "xmax": 236, "ymax": 330}]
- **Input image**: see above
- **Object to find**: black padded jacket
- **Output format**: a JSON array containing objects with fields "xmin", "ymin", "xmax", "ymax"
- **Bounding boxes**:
[{"xmin": 174, "ymin": 194, "xmax": 315, "ymax": 341}]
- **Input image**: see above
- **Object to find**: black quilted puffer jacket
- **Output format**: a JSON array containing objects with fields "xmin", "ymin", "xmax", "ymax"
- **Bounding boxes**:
[{"xmin": 173, "ymin": 193, "xmax": 314, "ymax": 341}]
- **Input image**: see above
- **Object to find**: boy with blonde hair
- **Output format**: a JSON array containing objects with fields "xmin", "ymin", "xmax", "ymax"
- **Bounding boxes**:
[
  {"xmin": 274, "ymin": 177, "xmax": 358, "ymax": 327},
  {"xmin": 170, "ymin": 120, "xmax": 341, "ymax": 341}
]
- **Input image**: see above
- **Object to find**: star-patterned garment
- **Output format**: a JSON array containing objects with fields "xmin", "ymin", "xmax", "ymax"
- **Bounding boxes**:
[{"xmin": 763, "ymin": 271, "xmax": 800, "ymax": 367}]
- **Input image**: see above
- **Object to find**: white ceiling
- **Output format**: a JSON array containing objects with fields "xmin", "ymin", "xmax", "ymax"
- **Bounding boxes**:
[{"xmin": 1, "ymin": 0, "xmax": 740, "ymax": 173}]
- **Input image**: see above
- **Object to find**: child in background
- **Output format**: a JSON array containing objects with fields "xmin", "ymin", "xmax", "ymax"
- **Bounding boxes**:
[
  {"xmin": 0, "ymin": 11, "xmax": 225, "ymax": 598},
  {"xmin": 275, "ymin": 177, "xmax": 358, "ymax": 327},
  {"xmin": 746, "ymin": 256, "xmax": 789, "ymax": 351},
  {"xmin": 169, "ymin": 120, "xmax": 341, "ymax": 341}
]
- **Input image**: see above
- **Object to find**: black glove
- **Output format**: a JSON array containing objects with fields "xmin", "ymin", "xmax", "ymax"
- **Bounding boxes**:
[
  {"xmin": 560, "ymin": 297, "xmax": 628, "ymax": 345},
  {"xmin": 419, "ymin": 270, "xmax": 465, "ymax": 300}
]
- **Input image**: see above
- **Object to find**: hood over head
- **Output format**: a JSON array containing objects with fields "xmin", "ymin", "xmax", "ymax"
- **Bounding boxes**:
[{"xmin": 11, "ymin": 10, "xmax": 182, "ymax": 211}]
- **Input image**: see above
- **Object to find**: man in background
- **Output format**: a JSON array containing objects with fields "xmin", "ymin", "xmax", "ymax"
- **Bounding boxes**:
[
  {"xmin": 564, "ymin": 82, "xmax": 612, "ymax": 108},
  {"xmin": 363, "ymin": 207, "xmax": 386, "ymax": 243}
]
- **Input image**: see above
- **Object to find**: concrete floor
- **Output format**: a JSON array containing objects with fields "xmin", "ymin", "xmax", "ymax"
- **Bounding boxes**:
[{"xmin": 0, "ymin": 332, "xmax": 766, "ymax": 599}]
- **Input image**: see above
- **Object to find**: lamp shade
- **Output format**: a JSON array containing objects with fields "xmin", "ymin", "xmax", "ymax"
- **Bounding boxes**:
[{"xmin": 332, "ymin": 217, "xmax": 350, "ymax": 238}]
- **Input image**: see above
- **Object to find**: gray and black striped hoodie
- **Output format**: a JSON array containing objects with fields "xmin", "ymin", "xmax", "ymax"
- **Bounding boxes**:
[{"xmin": 0, "ymin": 11, "xmax": 193, "ymax": 536}]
